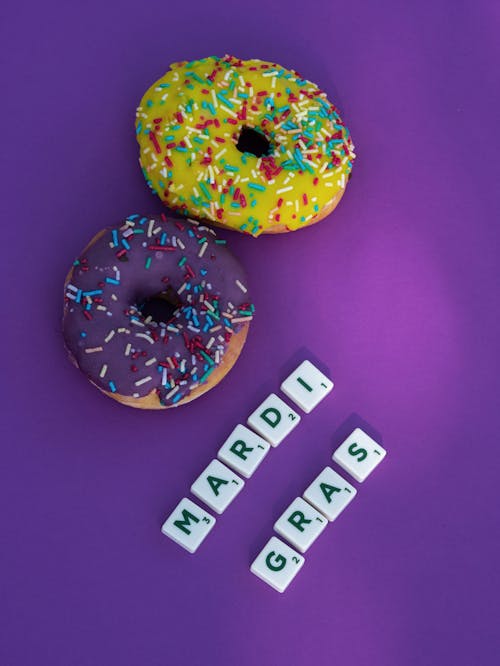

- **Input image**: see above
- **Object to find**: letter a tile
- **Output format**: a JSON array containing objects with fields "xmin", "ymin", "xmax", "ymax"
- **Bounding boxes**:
[{"xmin": 191, "ymin": 459, "xmax": 245, "ymax": 514}]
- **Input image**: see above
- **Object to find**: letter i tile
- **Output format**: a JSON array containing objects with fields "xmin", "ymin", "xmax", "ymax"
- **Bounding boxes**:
[{"xmin": 281, "ymin": 360, "xmax": 334, "ymax": 413}]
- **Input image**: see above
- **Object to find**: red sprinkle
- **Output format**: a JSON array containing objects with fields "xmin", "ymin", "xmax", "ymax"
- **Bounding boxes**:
[{"xmin": 149, "ymin": 132, "xmax": 162, "ymax": 154}]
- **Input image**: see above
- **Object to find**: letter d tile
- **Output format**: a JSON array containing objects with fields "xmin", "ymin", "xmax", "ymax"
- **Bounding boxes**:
[{"xmin": 247, "ymin": 393, "xmax": 301, "ymax": 446}]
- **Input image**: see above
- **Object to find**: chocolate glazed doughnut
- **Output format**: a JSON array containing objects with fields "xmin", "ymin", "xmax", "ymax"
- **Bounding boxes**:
[{"xmin": 63, "ymin": 214, "xmax": 254, "ymax": 409}]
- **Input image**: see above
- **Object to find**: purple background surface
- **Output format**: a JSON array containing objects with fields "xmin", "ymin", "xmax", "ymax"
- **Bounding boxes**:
[{"xmin": 2, "ymin": 1, "xmax": 499, "ymax": 664}]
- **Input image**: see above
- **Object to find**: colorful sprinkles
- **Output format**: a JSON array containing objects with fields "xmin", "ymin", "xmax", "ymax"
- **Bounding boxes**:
[
  {"xmin": 63, "ymin": 214, "xmax": 254, "ymax": 407},
  {"xmin": 136, "ymin": 55, "xmax": 356, "ymax": 237}
]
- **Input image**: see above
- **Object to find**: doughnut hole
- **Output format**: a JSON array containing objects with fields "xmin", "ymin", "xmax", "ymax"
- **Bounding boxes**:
[
  {"xmin": 236, "ymin": 126, "xmax": 272, "ymax": 158},
  {"xmin": 137, "ymin": 287, "xmax": 181, "ymax": 325}
]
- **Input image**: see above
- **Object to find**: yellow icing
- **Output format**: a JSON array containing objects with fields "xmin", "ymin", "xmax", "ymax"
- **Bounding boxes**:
[{"xmin": 136, "ymin": 55, "xmax": 355, "ymax": 236}]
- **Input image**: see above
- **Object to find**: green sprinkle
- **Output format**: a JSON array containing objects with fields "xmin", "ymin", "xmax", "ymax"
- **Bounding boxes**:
[
  {"xmin": 216, "ymin": 93, "xmax": 234, "ymax": 109},
  {"xmin": 191, "ymin": 72, "xmax": 206, "ymax": 84},
  {"xmin": 178, "ymin": 256, "xmax": 187, "ymax": 267},
  {"xmin": 145, "ymin": 257, "xmax": 152, "ymax": 269},
  {"xmin": 199, "ymin": 182, "xmax": 212, "ymax": 200},
  {"xmin": 200, "ymin": 366, "xmax": 215, "ymax": 383},
  {"xmin": 200, "ymin": 350, "xmax": 214, "ymax": 366}
]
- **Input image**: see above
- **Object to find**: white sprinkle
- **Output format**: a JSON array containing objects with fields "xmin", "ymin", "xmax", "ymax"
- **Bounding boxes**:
[
  {"xmin": 85, "ymin": 347, "xmax": 103, "ymax": 354},
  {"xmin": 125, "ymin": 343, "xmax": 131, "ymax": 356},
  {"xmin": 135, "ymin": 376, "xmax": 152, "ymax": 387},
  {"xmin": 198, "ymin": 242, "xmax": 208, "ymax": 258},
  {"xmin": 135, "ymin": 333, "xmax": 155, "ymax": 344},
  {"xmin": 104, "ymin": 330, "xmax": 115, "ymax": 343},
  {"xmin": 99, "ymin": 364, "xmax": 108, "ymax": 378},
  {"xmin": 145, "ymin": 357, "xmax": 157, "ymax": 366},
  {"xmin": 277, "ymin": 186, "xmax": 293, "ymax": 194},
  {"xmin": 235, "ymin": 279, "xmax": 247, "ymax": 293},
  {"xmin": 166, "ymin": 385, "xmax": 179, "ymax": 399}
]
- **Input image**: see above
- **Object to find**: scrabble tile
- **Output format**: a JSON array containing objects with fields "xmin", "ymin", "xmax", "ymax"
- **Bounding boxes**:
[
  {"xmin": 250, "ymin": 536, "xmax": 305, "ymax": 593},
  {"xmin": 333, "ymin": 428, "xmax": 387, "ymax": 482},
  {"xmin": 247, "ymin": 393, "xmax": 301, "ymax": 446},
  {"xmin": 303, "ymin": 467, "xmax": 357, "ymax": 521},
  {"xmin": 161, "ymin": 497, "xmax": 216, "ymax": 553},
  {"xmin": 280, "ymin": 360, "xmax": 334, "ymax": 413},
  {"xmin": 217, "ymin": 424, "xmax": 271, "ymax": 478},
  {"xmin": 274, "ymin": 497, "xmax": 328, "ymax": 553},
  {"xmin": 190, "ymin": 459, "xmax": 245, "ymax": 514}
]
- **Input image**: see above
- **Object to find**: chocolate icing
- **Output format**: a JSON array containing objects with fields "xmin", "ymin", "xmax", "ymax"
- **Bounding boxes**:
[{"xmin": 63, "ymin": 214, "xmax": 254, "ymax": 406}]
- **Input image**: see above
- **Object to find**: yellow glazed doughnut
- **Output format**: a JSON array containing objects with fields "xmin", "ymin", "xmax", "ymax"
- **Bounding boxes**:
[{"xmin": 136, "ymin": 55, "xmax": 355, "ymax": 237}]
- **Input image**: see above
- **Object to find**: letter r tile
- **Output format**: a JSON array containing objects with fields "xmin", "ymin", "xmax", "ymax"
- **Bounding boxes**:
[{"xmin": 217, "ymin": 424, "xmax": 271, "ymax": 478}]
